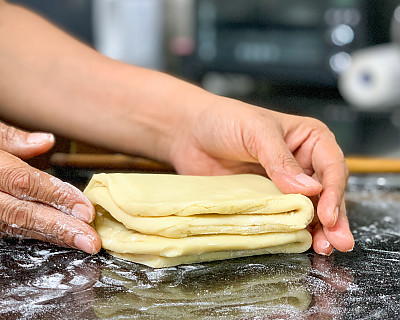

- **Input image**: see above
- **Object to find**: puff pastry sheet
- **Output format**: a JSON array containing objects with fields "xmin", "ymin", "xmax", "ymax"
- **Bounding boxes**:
[{"xmin": 84, "ymin": 173, "xmax": 314, "ymax": 268}]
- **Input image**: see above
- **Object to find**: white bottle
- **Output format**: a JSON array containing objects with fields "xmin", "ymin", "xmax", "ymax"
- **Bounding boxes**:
[{"xmin": 92, "ymin": 0, "xmax": 164, "ymax": 70}]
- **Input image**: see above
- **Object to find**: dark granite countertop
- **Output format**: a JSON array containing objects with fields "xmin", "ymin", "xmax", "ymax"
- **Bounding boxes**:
[{"xmin": 0, "ymin": 175, "xmax": 399, "ymax": 320}]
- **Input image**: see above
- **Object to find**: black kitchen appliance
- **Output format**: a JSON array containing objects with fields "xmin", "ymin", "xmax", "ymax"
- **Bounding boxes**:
[{"xmin": 182, "ymin": 0, "xmax": 400, "ymax": 86}]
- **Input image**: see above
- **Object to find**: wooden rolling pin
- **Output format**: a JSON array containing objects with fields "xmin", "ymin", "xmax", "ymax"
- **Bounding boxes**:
[
  {"xmin": 345, "ymin": 157, "xmax": 400, "ymax": 173},
  {"xmin": 50, "ymin": 153, "xmax": 400, "ymax": 174},
  {"xmin": 50, "ymin": 153, "xmax": 174, "ymax": 172}
]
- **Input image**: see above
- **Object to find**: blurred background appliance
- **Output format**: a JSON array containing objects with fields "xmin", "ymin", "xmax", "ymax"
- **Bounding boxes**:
[
  {"xmin": 338, "ymin": 43, "xmax": 400, "ymax": 109},
  {"xmin": 180, "ymin": 0, "xmax": 400, "ymax": 86},
  {"xmin": 336, "ymin": 4, "xmax": 400, "ymax": 110}
]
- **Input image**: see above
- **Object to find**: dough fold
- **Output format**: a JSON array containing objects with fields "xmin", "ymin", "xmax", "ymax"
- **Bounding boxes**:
[{"xmin": 84, "ymin": 173, "xmax": 314, "ymax": 268}]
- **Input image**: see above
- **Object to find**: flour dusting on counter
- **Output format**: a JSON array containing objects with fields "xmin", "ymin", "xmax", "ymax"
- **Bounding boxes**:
[{"xmin": 0, "ymin": 175, "xmax": 399, "ymax": 319}]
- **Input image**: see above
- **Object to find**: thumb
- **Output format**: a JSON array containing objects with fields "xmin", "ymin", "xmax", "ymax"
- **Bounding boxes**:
[
  {"xmin": 0, "ymin": 122, "xmax": 55, "ymax": 159},
  {"xmin": 257, "ymin": 132, "xmax": 322, "ymax": 196}
]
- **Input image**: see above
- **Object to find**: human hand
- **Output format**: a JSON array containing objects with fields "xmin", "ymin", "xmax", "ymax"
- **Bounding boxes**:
[
  {"xmin": 0, "ymin": 122, "xmax": 101, "ymax": 254},
  {"xmin": 169, "ymin": 96, "xmax": 353, "ymax": 255}
]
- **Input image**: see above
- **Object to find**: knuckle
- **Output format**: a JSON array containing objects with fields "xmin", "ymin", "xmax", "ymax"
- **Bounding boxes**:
[
  {"xmin": 0, "ymin": 219, "xmax": 64, "ymax": 246},
  {"xmin": 3, "ymin": 167, "xmax": 39, "ymax": 199},
  {"xmin": 0, "ymin": 125, "xmax": 19, "ymax": 150},
  {"xmin": 270, "ymin": 151, "xmax": 298, "ymax": 174},
  {"xmin": 0, "ymin": 220, "xmax": 26, "ymax": 238},
  {"xmin": 242, "ymin": 129, "xmax": 260, "ymax": 159},
  {"xmin": 0, "ymin": 199, "xmax": 35, "ymax": 229},
  {"xmin": 1, "ymin": 166, "xmax": 80, "ymax": 215},
  {"xmin": 281, "ymin": 154, "xmax": 298, "ymax": 171},
  {"xmin": 308, "ymin": 118, "xmax": 334, "ymax": 138},
  {"xmin": 305, "ymin": 116, "xmax": 327, "ymax": 129},
  {"xmin": 39, "ymin": 182, "xmax": 75, "ymax": 213},
  {"xmin": 50, "ymin": 187, "xmax": 71, "ymax": 206},
  {"xmin": 0, "ymin": 197, "xmax": 75, "ymax": 247},
  {"xmin": 44, "ymin": 219, "xmax": 68, "ymax": 242},
  {"xmin": 14, "ymin": 203, "xmax": 34, "ymax": 228}
]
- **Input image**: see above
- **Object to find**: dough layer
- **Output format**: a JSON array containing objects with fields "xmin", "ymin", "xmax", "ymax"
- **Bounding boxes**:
[
  {"xmin": 84, "ymin": 173, "xmax": 314, "ymax": 268},
  {"xmin": 85, "ymin": 173, "xmax": 314, "ymax": 238},
  {"xmin": 85, "ymin": 173, "xmax": 307, "ymax": 216}
]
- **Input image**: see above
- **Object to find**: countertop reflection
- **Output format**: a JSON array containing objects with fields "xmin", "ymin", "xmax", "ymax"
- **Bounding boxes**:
[{"xmin": 1, "ymin": 175, "xmax": 399, "ymax": 320}]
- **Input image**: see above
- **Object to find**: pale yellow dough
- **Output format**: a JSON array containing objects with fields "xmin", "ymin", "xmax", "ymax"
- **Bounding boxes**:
[{"xmin": 84, "ymin": 173, "xmax": 314, "ymax": 268}]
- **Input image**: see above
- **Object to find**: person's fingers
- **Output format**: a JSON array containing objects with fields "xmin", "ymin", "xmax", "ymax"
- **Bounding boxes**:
[
  {"xmin": 253, "ymin": 123, "xmax": 322, "ymax": 196},
  {"xmin": 0, "ymin": 122, "xmax": 55, "ymax": 159},
  {"xmin": 312, "ymin": 138, "xmax": 353, "ymax": 252},
  {"xmin": 0, "ymin": 191, "xmax": 101, "ymax": 254},
  {"xmin": 281, "ymin": 115, "xmax": 347, "ymax": 227},
  {"xmin": 312, "ymin": 134, "xmax": 348, "ymax": 228},
  {"xmin": 0, "ymin": 150, "xmax": 95, "ymax": 223},
  {"xmin": 283, "ymin": 115, "xmax": 352, "ymax": 252},
  {"xmin": 312, "ymin": 222, "xmax": 334, "ymax": 255},
  {"xmin": 323, "ymin": 200, "xmax": 354, "ymax": 252},
  {"xmin": 312, "ymin": 200, "xmax": 354, "ymax": 253},
  {"xmin": 251, "ymin": 112, "xmax": 352, "ymax": 253}
]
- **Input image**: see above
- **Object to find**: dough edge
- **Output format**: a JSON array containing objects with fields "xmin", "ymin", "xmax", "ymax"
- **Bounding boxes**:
[{"xmin": 108, "ymin": 234, "xmax": 312, "ymax": 268}]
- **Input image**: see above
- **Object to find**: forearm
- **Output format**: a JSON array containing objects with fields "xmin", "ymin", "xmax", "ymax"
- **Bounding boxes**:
[{"xmin": 0, "ymin": 1, "xmax": 209, "ymax": 162}]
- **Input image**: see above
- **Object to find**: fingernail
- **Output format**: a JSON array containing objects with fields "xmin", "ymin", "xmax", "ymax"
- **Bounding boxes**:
[
  {"xmin": 74, "ymin": 234, "xmax": 95, "ymax": 254},
  {"xmin": 72, "ymin": 203, "xmax": 93, "ymax": 223},
  {"xmin": 319, "ymin": 240, "xmax": 331, "ymax": 250},
  {"xmin": 27, "ymin": 133, "xmax": 54, "ymax": 144},
  {"xmin": 333, "ymin": 206, "xmax": 339, "ymax": 224},
  {"xmin": 318, "ymin": 240, "xmax": 333, "ymax": 256},
  {"xmin": 346, "ymin": 239, "xmax": 355, "ymax": 252},
  {"xmin": 295, "ymin": 174, "xmax": 322, "ymax": 188}
]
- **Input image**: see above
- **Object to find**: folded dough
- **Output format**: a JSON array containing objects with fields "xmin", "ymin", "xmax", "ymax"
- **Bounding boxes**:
[{"xmin": 84, "ymin": 173, "xmax": 314, "ymax": 268}]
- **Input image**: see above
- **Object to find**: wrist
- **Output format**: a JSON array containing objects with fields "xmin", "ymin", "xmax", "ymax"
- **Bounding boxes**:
[{"xmin": 105, "ymin": 64, "xmax": 212, "ymax": 163}]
